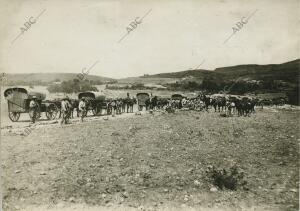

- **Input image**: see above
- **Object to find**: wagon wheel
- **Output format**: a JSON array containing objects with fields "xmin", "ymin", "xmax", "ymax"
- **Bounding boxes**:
[
  {"xmin": 46, "ymin": 104, "xmax": 59, "ymax": 120},
  {"xmin": 92, "ymin": 106, "xmax": 102, "ymax": 116},
  {"xmin": 8, "ymin": 112, "xmax": 20, "ymax": 122}
]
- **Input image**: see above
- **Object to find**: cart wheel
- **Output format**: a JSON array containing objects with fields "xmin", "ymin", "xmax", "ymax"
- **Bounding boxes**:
[
  {"xmin": 92, "ymin": 107, "xmax": 102, "ymax": 116},
  {"xmin": 8, "ymin": 112, "xmax": 20, "ymax": 122},
  {"xmin": 46, "ymin": 104, "xmax": 59, "ymax": 120}
]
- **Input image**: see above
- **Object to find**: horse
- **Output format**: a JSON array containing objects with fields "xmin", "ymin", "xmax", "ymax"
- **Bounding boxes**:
[
  {"xmin": 199, "ymin": 94, "xmax": 211, "ymax": 111},
  {"xmin": 124, "ymin": 97, "xmax": 136, "ymax": 113},
  {"xmin": 157, "ymin": 98, "xmax": 169, "ymax": 109},
  {"xmin": 146, "ymin": 96, "xmax": 158, "ymax": 110},
  {"xmin": 58, "ymin": 98, "xmax": 79, "ymax": 118},
  {"xmin": 69, "ymin": 99, "xmax": 79, "ymax": 118}
]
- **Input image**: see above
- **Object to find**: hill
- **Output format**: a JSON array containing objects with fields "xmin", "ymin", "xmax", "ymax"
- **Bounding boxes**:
[
  {"xmin": 116, "ymin": 59, "xmax": 299, "ymax": 103},
  {"xmin": 119, "ymin": 59, "xmax": 299, "ymax": 88},
  {"xmin": 214, "ymin": 59, "xmax": 300, "ymax": 83},
  {"xmin": 140, "ymin": 69, "xmax": 215, "ymax": 79},
  {"xmin": 137, "ymin": 59, "xmax": 299, "ymax": 83},
  {"xmin": 4, "ymin": 73, "xmax": 115, "ymax": 85},
  {"xmin": 5, "ymin": 59, "xmax": 299, "ymax": 86}
]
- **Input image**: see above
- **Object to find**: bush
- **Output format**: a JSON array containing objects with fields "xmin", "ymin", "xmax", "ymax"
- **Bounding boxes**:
[
  {"xmin": 206, "ymin": 165, "xmax": 247, "ymax": 190},
  {"xmin": 47, "ymin": 79, "xmax": 98, "ymax": 93}
]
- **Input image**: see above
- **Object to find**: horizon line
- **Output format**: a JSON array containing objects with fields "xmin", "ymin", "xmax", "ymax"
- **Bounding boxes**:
[{"xmin": 3, "ymin": 58, "xmax": 299, "ymax": 80}]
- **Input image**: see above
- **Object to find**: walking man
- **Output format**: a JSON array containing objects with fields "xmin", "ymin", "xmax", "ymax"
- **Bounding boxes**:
[
  {"xmin": 78, "ymin": 97, "xmax": 87, "ymax": 122},
  {"xmin": 29, "ymin": 96, "xmax": 38, "ymax": 123},
  {"xmin": 61, "ymin": 97, "xmax": 71, "ymax": 125}
]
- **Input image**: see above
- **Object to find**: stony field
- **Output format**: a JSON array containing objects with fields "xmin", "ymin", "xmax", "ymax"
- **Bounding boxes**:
[{"xmin": 1, "ymin": 107, "xmax": 299, "ymax": 211}]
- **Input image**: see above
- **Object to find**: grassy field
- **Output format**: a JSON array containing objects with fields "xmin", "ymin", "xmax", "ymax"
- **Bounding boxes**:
[{"xmin": 1, "ymin": 108, "xmax": 299, "ymax": 211}]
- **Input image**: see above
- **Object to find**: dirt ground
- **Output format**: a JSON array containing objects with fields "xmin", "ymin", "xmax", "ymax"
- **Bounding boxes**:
[{"xmin": 1, "ymin": 107, "xmax": 299, "ymax": 211}]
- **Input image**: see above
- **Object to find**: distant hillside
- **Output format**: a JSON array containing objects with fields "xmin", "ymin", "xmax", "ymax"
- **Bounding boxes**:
[
  {"xmin": 214, "ymin": 59, "xmax": 300, "ymax": 82},
  {"xmin": 119, "ymin": 69, "xmax": 218, "ymax": 84},
  {"xmin": 116, "ymin": 59, "xmax": 299, "ymax": 104},
  {"xmin": 141, "ymin": 69, "xmax": 215, "ymax": 79},
  {"xmin": 119, "ymin": 59, "xmax": 299, "ymax": 85},
  {"xmin": 5, "ymin": 73, "xmax": 115, "ymax": 85}
]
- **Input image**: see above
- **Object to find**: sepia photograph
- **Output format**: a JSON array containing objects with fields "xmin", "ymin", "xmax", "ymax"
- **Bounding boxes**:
[{"xmin": 0, "ymin": 0, "xmax": 299, "ymax": 210}]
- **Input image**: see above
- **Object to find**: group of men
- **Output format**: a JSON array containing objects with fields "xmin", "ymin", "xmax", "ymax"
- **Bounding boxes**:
[
  {"xmin": 29, "ymin": 96, "xmax": 88, "ymax": 124},
  {"xmin": 28, "ymin": 94, "xmax": 135, "ymax": 124},
  {"xmin": 60, "ymin": 97, "xmax": 87, "ymax": 124}
]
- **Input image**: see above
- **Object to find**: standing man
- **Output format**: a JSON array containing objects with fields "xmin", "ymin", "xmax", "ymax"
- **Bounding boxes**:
[
  {"xmin": 29, "ymin": 96, "xmax": 38, "ymax": 123},
  {"xmin": 111, "ymin": 100, "xmax": 116, "ymax": 117},
  {"xmin": 126, "ymin": 93, "xmax": 130, "ymax": 113},
  {"xmin": 61, "ymin": 97, "xmax": 70, "ymax": 125},
  {"xmin": 116, "ymin": 99, "xmax": 122, "ymax": 115},
  {"xmin": 78, "ymin": 97, "xmax": 87, "ymax": 122}
]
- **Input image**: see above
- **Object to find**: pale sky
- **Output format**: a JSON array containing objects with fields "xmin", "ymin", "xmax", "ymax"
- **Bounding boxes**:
[{"xmin": 0, "ymin": 0, "xmax": 299, "ymax": 79}]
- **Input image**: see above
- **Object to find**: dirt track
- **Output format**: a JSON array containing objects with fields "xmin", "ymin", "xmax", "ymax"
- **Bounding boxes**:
[{"xmin": 1, "ymin": 107, "xmax": 299, "ymax": 211}]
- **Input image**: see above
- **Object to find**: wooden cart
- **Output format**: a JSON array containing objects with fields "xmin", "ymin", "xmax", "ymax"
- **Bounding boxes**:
[
  {"xmin": 4, "ymin": 87, "xmax": 59, "ymax": 122},
  {"xmin": 136, "ymin": 92, "xmax": 150, "ymax": 111},
  {"xmin": 78, "ymin": 91, "xmax": 107, "ymax": 116}
]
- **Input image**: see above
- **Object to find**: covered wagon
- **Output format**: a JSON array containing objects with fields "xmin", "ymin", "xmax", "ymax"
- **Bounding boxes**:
[
  {"xmin": 171, "ymin": 93, "xmax": 185, "ymax": 101},
  {"xmin": 78, "ymin": 91, "xmax": 106, "ymax": 116},
  {"xmin": 136, "ymin": 92, "xmax": 150, "ymax": 111},
  {"xmin": 4, "ymin": 87, "xmax": 59, "ymax": 122}
]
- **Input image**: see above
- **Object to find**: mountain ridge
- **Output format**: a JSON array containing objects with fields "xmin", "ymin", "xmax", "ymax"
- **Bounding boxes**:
[
  {"xmin": 4, "ymin": 59, "xmax": 299, "ymax": 84},
  {"xmin": 5, "ymin": 73, "xmax": 114, "ymax": 84}
]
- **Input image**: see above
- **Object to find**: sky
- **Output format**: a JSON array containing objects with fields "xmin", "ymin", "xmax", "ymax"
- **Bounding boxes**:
[{"xmin": 0, "ymin": 0, "xmax": 299, "ymax": 79}]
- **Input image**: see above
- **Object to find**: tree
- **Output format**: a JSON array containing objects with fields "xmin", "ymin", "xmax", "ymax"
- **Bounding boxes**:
[{"xmin": 47, "ymin": 79, "xmax": 98, "ymax": 93}]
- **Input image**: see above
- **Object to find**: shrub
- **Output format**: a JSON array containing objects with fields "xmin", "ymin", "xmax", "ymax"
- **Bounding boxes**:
[
  {"xmin": 206, "ymin": 165, "xmax": 247, "ymax": 190},
  {"xmin": 47, "ymin": 79, "xmax": 98, "ymax": 93}
]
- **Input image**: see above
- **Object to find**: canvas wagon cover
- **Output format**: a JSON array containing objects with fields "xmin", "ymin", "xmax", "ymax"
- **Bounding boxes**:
[
  {"xmin": 157, "ymin": 95, "xmax": 170, "ymax": 100},
  {"xmin": 136, "ymin": 93, "xmax": 150, "ymax": 105},
  {"xmin": 136, "ymin": 93, "xmax": 150, "ymax": 100},
  {"xmin": 4, "ymin": 87, "xmax": 46, "ymax": 100},
  {"xmin": 5, "ymin": 89, "xmax": 27, "ymax": 112},
  {"xmin": 4, "ymin": 87, "xmax": 45, "ymax": 112},
  {"xmin": 27, "ymin": 91, "xmax": 46, "ymax": 100},
  {"xmin": 171, "ymin": 94, "xmax": 184, "ymax": 100},
  {"xmin": 78, "ymin": 92, "xmax": 105, "ymax": 101}
]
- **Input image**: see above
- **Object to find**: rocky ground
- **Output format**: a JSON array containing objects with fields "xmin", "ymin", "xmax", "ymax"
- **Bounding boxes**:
[{"xmin": 1, "ymin": 107, "xmax": 299, "ymax": 211}]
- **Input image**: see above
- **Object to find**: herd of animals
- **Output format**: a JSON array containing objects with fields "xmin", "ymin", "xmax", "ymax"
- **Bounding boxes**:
[
  {"xmin": 3, "ymin": 86, "xmax": 289, "ymax": 123},
  {"xmin": 60, "ymin": 93, "xmax": 287, "ymax": 119}
]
